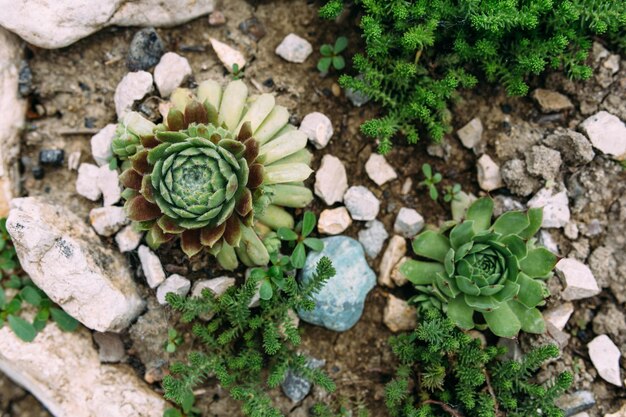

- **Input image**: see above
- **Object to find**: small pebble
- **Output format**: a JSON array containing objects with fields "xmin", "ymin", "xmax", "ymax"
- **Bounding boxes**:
[
  {"xmin": 114, "ymin": 71, "xmax": 154, "ymax": 117},
  {"xmin": 476, "ymin": 154, "xmax": 503, "ymax": 192},
  {"xmin": 378, "ymin": 235, "xmax": 406, "ymax": 287},
  {"xmin": 39, "ymin": 149, "xmax": 64, "ymax": 166},
  {"xmin": 138, "ymin": 245, "xmax": 166, "ymax": 289},
  {"xmin": 318, "ymin": 207, "xmax": 352, "ymax": 235},
  {"xmin": 126, "ymin": 28, "xmax": 164, "ymax": 71},
  {"xmin": 314, "ymin": 155, "xmax": 347, "ymax": 205},
  {"xmin": 401, "ymin": 178, "xmax": 412, "ymax": 195},
  {"xmin": 457, "ymin": 117, "xmax": 483, "ymax": 149},
  {"xmin": 281, "ymin": 357, "xmax": 325, "ymax": 402},
  {"xmin": 299, "ymin": 112, "xmax": 333, "ymax": 149},
  {"xmin": 115, "ymin": 225, "xmax": 143, "ymax": 253},
  {"xmin": 91, "ymin": 124, "xmax": 117, "ymax": 166},
  {"xmin": 156, "ymin": 274, "xmax": 191, "ymax": 305},
  {"xmin": 344, "ymin": 186, "xmax": 380, "ymax": 221},
  {"xmin": 527, "ymin": 186, "xmax": 570, "ymax": 228},
  {"xmin": 357, "ymin": 220, "xmax": 389, "ymax": 259},
  {"xmin": 210, "ymin": 38, "xmax": 246, "ymax": 73},
  {"xmin": 154, "ymin": 52, "xmax": 192, "ymax": 98},
  {"xmin": 32, "ymin": 166, "xmax": 44, "ymax": 180},
  {"xmin": 390, "ymin": 257, "xmax": 409, "ymax": 287},
  {"xmin": 579, "ymin": 111, "xmax": 626, "ymax": 160},
  {"xmin": 239, "ymin": 17, "xmax": 266, "ymax": 41},
  {"xmin": 393, "ymin": 208, "xmax": 424, "ymax": 238},
  {"xmin": 208, "ymin": 11, "xmax": 226, "ymax": 26},
  {"xmin": 543, "ymin": 302, "xmax": 574, "ymax": 331},
  {"xmin": 89, "ymin": 206, "xmax": 128, "ymax": 237},
  {"xmin": 383, "ymin": 294, "xmax": 417, "ymax": 333},
  {"xmin": 97, "ymin": 165, "xmax": 122, "ymax": 206},
  {"xmin": 275, "ymin": 33, "xmax": 312, "ymax": 63},
  {"xmin": 76, "ymin": 163, "xmax": 102, "ymax": 201},
  {"xmin": 365, "ymin": 154, "xmax": 397, "ymax": 186},
  {"xmin": 555, "ymin": 258, "xmax": 601, "ymax": 300},
  {"xmin": 192, "ymin": 277, "xmax": 236, "ymax": 320},
  {"xmin": 531, "ymin": 89, "xmax": 574, "ymax": 113},
  {"xmin": 93, "ymin": 332, "xmax": 126, "ymax": 363},
  {"xmin": 588, "ymin": 335, "xmax": 622, "ymax": 386},
  {"xmin": 67, "ymin": 151, "xmax": 81, "ymax": 171}
]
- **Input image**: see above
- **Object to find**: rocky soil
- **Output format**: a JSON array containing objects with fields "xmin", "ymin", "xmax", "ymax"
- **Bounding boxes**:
[{"xmin": 0, "ymin": 1, "xmax": 625, "ymax": 416}]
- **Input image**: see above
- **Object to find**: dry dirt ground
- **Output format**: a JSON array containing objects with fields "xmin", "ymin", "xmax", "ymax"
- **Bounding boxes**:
[{"xmin": 2, "ymin": 0, "xmax": 625, "ymax": 416}]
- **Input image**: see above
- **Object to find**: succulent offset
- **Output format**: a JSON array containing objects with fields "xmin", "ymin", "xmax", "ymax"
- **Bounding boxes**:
[
  {"xmin": 112, "ymin": 80, "xmax": 314, "ymax": 270},
  {"xmin": 401, "ymin": 197, "xmax": 557, "ymax": 338}
]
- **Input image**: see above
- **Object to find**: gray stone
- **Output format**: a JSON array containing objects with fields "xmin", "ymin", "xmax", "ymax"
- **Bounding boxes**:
[
  {"xmin": 457, "ymin": 117, "xmax": 483, "ymax": 148},
  {"xmin": 383, "ymin": 294, "xmax": 416, "ymax": 332},
  {"xmin": 93, "ymin": 332, "xmax": 126, "ymax": 363},
  {"xmin": 299, "ymin": 112, "xmax": 333, "ymax": 149},
  {"xmin": 115, "ymin": 225, "xmax": 143, "ymax": 253},
  {"xmin": 280, "ymin": 357, "xmax": 325, "ymax": 402},
  {"xmin": 314, "ymin": 154, "xmax": 348, "ymax": 205},
  {"xmin": 527, "ymin": 186, "xmax": 570, "ymax": 228},
  {"xmin": 317, "ymin": 207, "xmax": 352, "ymax": 235},
  {"xmin": 393, "ymin": 208, "xmax": 424, "ymax": 238},
  {"xmin": 129, "ymin": 305, "xmax": 169, "ymax": 382},
  {"xmin": 114, "ymin": 71, "xmax": 154, "ymax": 118},
  {"xmin": 154, "ymin": 52, "xmax": 191, "ymax": 98},
  {"xmin": 275, "ymin": 33, "xmax": 312, "ymax": 63},
  {"xmin": 156, "ymin": 274, "xmax": 191, "ymax": 305},
  {"xmin": 588, "ymin": 335, "xmax": 622, "ymax": 386},
  {"xmin": 127, "ymin": 27, "xmax": 164, "ymax": 71},
  {"xmin": 525, "ymin": 145, "xmax": 562, "ymax": 181},
  {"xmin": 492, "ymin": 195, "xmax": 525, "ymax": 217},
  {"xmin": 345, "ymin": 74, "xmax": 371, "ymax": 107},
  {"xmin": 555, "ymin": 258, "xmax": 601, "ymax": 300},
  {"xmin": 555, "ymin": 391, "xmax": 595, "ymax": 417},
  {"xmin": 89, "ymin": 206, "xmax": 128, "ymax": 237},
  {"xmin": 297, "ymin": 236, "xmax": 376, "ymax": 332},
  {"xmin": 138, "ymin": 245, "xmax": 166, "ymax": 289},
  {"xmin": 497, "ymin": 338, "xmax": 522, "ymax": 362},
  {"xmin": 501, "ymin": 159, "xmax": 541, "ymax": 197},
  {"xmin": 365, "ymin": 153, "xmax": 397, "ymax": 186},
  {"xmin": 344, "ymin": 186, "xmax": 380, "ymax": 221},
  {"xmin": 579, "ymin": 111, "xmax": 626, "ymax": 160},
  {"xmin": 543, "ymin": 129, "xmax": 595, "ymax": 166},
  {"xmin": 90, "ymin": 124, "xmax": 116, "ymax": 166},
  {"xmin": 531, "ymin": 89, "xmax": 574, "ymax": 113},
  {"xmin": 357, "ymin": 220, "xmax": 389, "ymax": 259},
  {"xmin": 476, "ymin": 154, "xmax": 503, "ymax": 191},
  {"xmin": 378, "ymin": 235, "xmax": 406, "ymax": 287},
  {"xmin": 6, "ymin": 197, "xmax": 145, "ymax": 332}
]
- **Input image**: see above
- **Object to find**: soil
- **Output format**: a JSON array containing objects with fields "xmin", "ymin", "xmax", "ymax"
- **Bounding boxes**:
[{"xmin": 2, "ymin": 0, "xmax": 625, "ymax": 416}]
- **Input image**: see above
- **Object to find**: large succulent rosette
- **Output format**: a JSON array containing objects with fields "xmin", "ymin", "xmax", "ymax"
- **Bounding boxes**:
[
  {"xmin": 112, "ymin": 80, "xmax": 314, "ymax": 270},
  {"xmin": 401, "ymin": 198, "xmax": 557, "ymax": 338}
]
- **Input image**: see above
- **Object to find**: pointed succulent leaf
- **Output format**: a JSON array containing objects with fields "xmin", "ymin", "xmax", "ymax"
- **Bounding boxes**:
[
  {"xmin": 499, "ymin": 234, "xmax": 527, "ymax": 259},
  {"xmin": 515, "ymin": 273, "xmax": 546, "ymax": 308},
  {"xmin": 449, "ymin": 220, "xmax": 475, "ymax": 249},
  {"xmin": 466, "ymin": 197, "xmax": 494, "ymax": 232},
  {"xmin": 519, "ymin": 207, "xmax": 543, "ymax": 239},
  {"xmin": 447, "ymin": 296, "xmax": 475, "ymax": 330},
  {"xmin": 399, "ymin": 259, "xmax": 445, "ymax": 285},
  {"xmin": 412, "ymin": 230, "xmax": 451, "ymax": 263},
  {"xmin": 519, "ymin": 247, "xmax": 557, "ymax": 278},
  {"xmin": 508, "ymin": 301, "xmax": 545, "ymax": 334},
  {"xmin": 482, "ymin": 302, "xmax": 522, "ymax": 338},
  {"xmin": 492, "ymin": 211, "xmax": 530, "ymax": 236},
  {"xmin": 181, "ymin": 230, "xmax": 203, "ymax": 258}
]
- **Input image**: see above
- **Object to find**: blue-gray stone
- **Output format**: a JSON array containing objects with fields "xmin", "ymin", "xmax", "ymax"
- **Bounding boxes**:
[
  {"xmin": 555, "ymin": 390, "xmax": 595, "ymax": 416},
  {"xmin": 280, "ymin": 357, "xmax": 324, "ymax": 403},
  {"xmin": 297, "ymin": 236, "xmax": 376, "ymax": 331}
]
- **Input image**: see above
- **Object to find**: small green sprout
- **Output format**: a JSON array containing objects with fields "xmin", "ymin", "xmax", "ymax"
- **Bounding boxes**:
[
  {"xmin": 443, "ymin": 183, "xmax": 462, "ymax": 203},
  {"xmin": 277, "ymin": 211, "xmax": 324, "ymax": 269},
  {"xmin": 418, "ymin": 163, "xmax": 442, "ymax": 201},
  {"xmin": 231, "ymin": 63, "xmax": 244, "ymax": 80},
  {"xmin": 317, "ymin": 36, "xmax": 348, "ymax": 74},
  {"xmin": 165, "ymin": 328, "xmax": 183, "ymax": 353}
]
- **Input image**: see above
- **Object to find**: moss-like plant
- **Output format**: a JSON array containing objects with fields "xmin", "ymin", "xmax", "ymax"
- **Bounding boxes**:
[
  {"xmin": 401, "ymin": 198, "xmax": 556, "ymax": 338},
  {"xmin": 112, "ymin": 80, "xmax": 315, "ymax": 269}
]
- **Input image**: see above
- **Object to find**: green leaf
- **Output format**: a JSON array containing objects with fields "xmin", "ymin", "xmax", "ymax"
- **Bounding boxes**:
[
  {"xmin": 464, "ymin": 294, "xmax": 501, "ymax": 312},
  {"xmin": 492, "ymin": 211, "xmax": 529, "ymax": 236},
  {"xmin": 332, "ymin": 55, "xmax": 345, "ymax": 70},
  {"xmin": 181, "ymin": 390, "xmax": 195, "ymax": 414},
  {"xmin": 449, "ymin": 221, "xmax": 475, "ymax": 250},
  {"xmin": 8, "ymin": 315, "xmax": 37, "ymax": 342},
  {"xmin": 277, "ymin": 227, "xmax": 298, "ymax": 241},
  {"xmin": 50, "ymin": 308, "xmax": 79, "ymax": 332},
  {"xmin": 519, "ymin": 248, "xmax": 557, "ymax": 278},
  {"xmin": 400, "ymin": 259, "xmax": 444, "ymax": 285},
  {"xmin": 422, "ymin": 163, "xmax": 432, "ymax": 178},
  {"xmin": 20, "ymin": 286, "xmax": 42, "ymax": 307},
  {"xmin": 515, "ymin": 273, "xmax": 546, "ymax": 308},
  {"xmin": 466, "ymin": 198, "xmax": 494, "ymax": 232},
  {"xmin": 290, "ymin": 243, "xmax": 306, "ymax": 269},
  {"xmin": 163, "ymin": 408, "xmax": 183, "ymax": 417},
  {"xmin": 482, "ymin": 302, "xmax": 521, "ymax": 338},
  {"xmin": 519, "ymin": 208, "xmax": 543, "ymax": 239},
  {"xmin": 455, "ymin": 276, "xmax": 481, "ymax": 296},
  {"xmin": 0, "ymin": 286, "xmax": 5, "ymax": 309},
  {"xmin": 509, "ymin": 302, "xmax": 545, "ymax": 334},
  {"xmin": 303, "ymin": 237, "xmax": 324, "ymax": 252},
  {"xmin": 412, "ymin": 231, "xmax": 451, "ymax": 262},
  {"xmin": 317, "ymin": 57, "xmax": 332, "ymax": 72},
  {"xmin": 334, "ymin": 36, "xmax": 348, "ymax": 53},
  {"xmin": 166, "ymin": 342, "xmax": 176, "ymax": 353},
  {"xmin": 259, "ymin": 280, "xmax": 274, "ymax": 301},
  {"xmin": 429, "ymin": 186, "xmax": 438, "ymax": 201},
  {"xmin": 447, "ymin": 296, "xmax": 475, "ymax": 330},
  {"xmin": 320, "ymin": 44, "xmax": 333, "ymax": 56},
  {"xmin": 301, "ymin": 211, "xmax": 316, "ymax": 237},
  {"xmin": 499, "ymin": 235, "xmax": 527, "ymax": 259}
]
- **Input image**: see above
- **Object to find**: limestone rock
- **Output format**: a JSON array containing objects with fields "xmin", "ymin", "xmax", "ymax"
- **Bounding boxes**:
[
  {"xmin": 138, "ymin": 245, "xmax": 165, "ymax": 289},
  {"xmin": 457, "ymin": 117, "xmax": 483, "ymax": 148},
  {"xmin": 357, "ymin": 220, "xmax": 388, "ymax": 259},
  {"xmin": 115, "ymin": 225, "xmax": 143, "ymax": 253},
  {"xmin": 476, "ymin": 154, "xmax": 503, "ymax": 191},
  {"xmin": 299, "ymin": 112, "xmax": 333, "ymax": 149},
  {"xmin": 555, "ymin": 258, "xmax": 601, "ymax": 301},
  {"xmin": 156, "ymin": 274, "xmax": 191, "ymax": 305},
  {"xmin": 543, "ymin": 302, "xmax": 574, "ymax": 331},
  {"xmin": 378, "ymin": 235, "xmax": 406, "ymax": 288},
  {"xmin": 6, "ymin": 197, "xmax": 145, "ymax": 332},
  {"xmin": 209, "ymin": 38, "xmax": 246, "ymax": 72},
  {"xmin": 501, "ymin": 159, "xmax": 541, "ymax": 197},
  {"xmin": 542, "ymin": 129, "xmax": 595, "ymax": 166},
  {"xmin": 90, "ymin": 124, "xmax": 116, "ymax": 166},
  {"xmin": 579, "ymin": 111, "xmax": 626, "ymax": 160},
  {"xmin": 0, "ymin": 0, "xmax": 215, "ymax": 49},
  {"xmin": 318, "ymin": 207, "xmax": 352, "ymax": 235},
  {"xmin": 383, "ymin": 294, "xmax": 417, "ymax": 333},
  {"xmin": 76, "ymin": 163, "xmax": 101, "ymax": 201},
  {"xmin": 365, "ymin": 154, "xmax": 397, "ymax": 186},
  {"xmin": 0, "ymin": 324, "xmax": 166, "ymax": 417},
  {"xmin": 588, "ymin": 335, "xmax": 622, "ymax": 386},
  {"xmin": 314, "ymin": 154, "xmax": 347, "ymax": 205},
  {"xmin": 531, "ymin": 89, "xmax": 574, "ymax": 113},
  {"xmin": 391, "ymin": 257, "xmax": 410, "ymax": 287},
  {"xmin": 527, "ymin": 186, "xmax": 570, "ymax": 228},
  {"xmin": 153, "ymin": 52, "xmax": 191, "ymax": 97},
  {"xmin": 275, "ymin": 34, "xmax": 312, "ymax": 63},
  {"xmin": 344, "ymin": 186, "xmax": 380, "ymax": 221},
  {"xmin": 89, "ymin": 206, "xmax": 128, "ymax": 237},
  {"xmin": 114, "ymin": 71, "xmax": 154, "ymax": 118},
  {"xmin": 393, "ymin": 208, "xmax": 424, "ymax": 238},
  {"xmin": 525, "ymin": 145, "xmax": 562, "ymax": 181}
]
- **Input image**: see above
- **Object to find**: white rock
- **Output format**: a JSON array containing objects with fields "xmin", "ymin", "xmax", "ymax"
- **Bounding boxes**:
[
  {"xmin": 138, "ymin": 245, "xmax": 165, "ymax": 289},
  {"xmin": 358, "ymin": 220, "xmax": 389, "ymax": 259},
  {"xmin": 0, "ymin": 324, "xmax": 166, "ymax": 417},
  {"xmin": 299, "ymin": 112, "xmax": 333, "ymax": 149},
  {"xmin": 579, "ymin": 111, "xmax": 626, "ymax": 160},
  {"xmin": 391, "ymin": 257, "xmax": 410, "ymax": 287},
  {"xmin": 97, "ymin": 164, "xmax": 122, "ymax": 206},
  {"xmin": 457, "ymin": 117, "xmax": 483, "ymax": 148},
  {"xmin": 192, "ymin": 277, "xmax": 235, "ymax": 320},
  {"xmin": 89, "ymin": 206, "xmax": 128, "ymax": 237},
  {"xmin": 0, "ymin": 0, "xmax": 215, "ymax": 49},
  {"xmin": 539, "ymin": 230, "xmax": 559, "ymax": 255},
  {"xmin": 76, "ymin": 163, "xmax": 101, "ymax": 201},
  {"xmin": 314, "ymin": 154, "xmax": 347, "ymax": 205},
  {"xmin": 115, "ymin": 225, "xmax": 143, "ymax": 253},
  {"xmin": 114, "ymin": 71, "xmax": 154, "ymax": 118},
  {"xmin": 543, "ymin": 302, "xmax": 574, "ymax": 331},
  {"xmin": 555, "ymin": 258, "xmax": 601, "ymax": 300},
  {"xmin": 344, "ymin": 186, "xmax": 380, "ymax": 221},
  {"xmin": 318, "ymin": 207, "xmax": 352, "ymax": 235},
  {"xmin": 209, "ymin": 37, "xmax": 246, "ymax": 72},
  {"xmin": 156, "ymin": 274, "xmax": 191, "ymax": 305},
  {"xmin": 6, "ymin": 197, "xmax": 145, "ymax": 332},
  {"xmin": 476, "ymin": 154, "xmax": 503, "ymax": 191},
  {"xmin": 383, "ymin": 294, "xmax": 417, "ymax": 333},
  {"xmin": 527, "ymin": 187, "xmax": 570, "ymax": 228},
  {"xmin": 378, "ymin": 235, "xmax": 406, "ymax": 287},
  {"xmin": 67, "ymin": 151, "xmax": 81, "ymax": 170},
  {"xmin": 90, "ymin": 124, "xmax": 116, "ymax": 166},
  {"xmin": 154, "ymin": 52, "xmax": 192, "ymax": 97},
  {"xmin": 588, "ymin": 335, "xmax": 622, "ymax": 386},
  {"xmin": 401, "ymin": 178, "xmax": 412, "ymax": 195},
  {"xmin": 393, "ymin": 208, "xmax": 424, "ymax": 238},
  {"xmin": 0, "ymin": 29, "xmax": 26, "ymax": 218},
  {"xmin": 365, "ymin": 153, "xmax": 397, "ymax": 186},
  {"xmin": 275, "ymin": 33, "xmax": 312, "ymax": 63}
]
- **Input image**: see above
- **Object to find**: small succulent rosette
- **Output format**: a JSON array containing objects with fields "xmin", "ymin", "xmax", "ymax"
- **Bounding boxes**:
[
  {"xmin": 401, "ymin": 197, "xmax": 557, "ymax": 338},
  {"xmin": 112, "ymin": 80, "xmax": 315, "ymax": 270}
]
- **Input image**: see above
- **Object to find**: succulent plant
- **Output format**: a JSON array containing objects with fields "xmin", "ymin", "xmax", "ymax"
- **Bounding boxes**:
[
  {"xmin": 113, "ymin": 80, "xmax": 315, "ymax": 270},
  {"xmin": 401, "ymin": 197, "xmax": 557, "ymax": 338}
]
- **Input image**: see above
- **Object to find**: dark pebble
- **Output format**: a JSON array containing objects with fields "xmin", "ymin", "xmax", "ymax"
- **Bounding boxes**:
[
  {"xmin": 238, "ymin": 17, "xmax": 266, "ymax": 42},
  {"xmin": 127, "ymin": 28, "xmax": 165, "ymax": 71},
  {"xmin": 39, "ymin": 149, "xmax": 64, "ymax": 166},
  {"xmin": 18, "ymin": 60, "xmax": 33, "ymax": 97},
  {"xmin": 500, "ymin": 103, "xmax": 513, "ymax": 114},
  {"xmin": 32, "ymin": 166, "xmax": 44, "ymax": 180},
  {"xmin": 84, "ymin": 117, "xmax": 96, "ymax": 128},
  {"xmin": 263, "ymin": 78, "xmax": 275, "ymax": 88}
]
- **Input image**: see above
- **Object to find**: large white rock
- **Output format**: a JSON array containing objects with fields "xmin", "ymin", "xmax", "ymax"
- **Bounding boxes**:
[
  {"xmin": 318, "ymin": 207, "xmax": 352, "ymax": 235},
  {"xmin": 209, "ymin": 38, "xmax": 246, "ymax": 73},
  {"xmin": 580, "ymin": 111, "xmax": 626, "ymax": 160},
  {"xmin": 555, "ymin": 258, "xmax": 601, "ymax": 301},
  {"xmin": 588, "ymin": 335, "xmax": 622, "ymax": 386},
  {"xmin": 0, "ymin": 324, "xmax": 166, "ymax": 417},
  {"xmin": 6, "ymin": 198, "xmax": 145, "ymax": 332},
  {"xmin": 90, "ymin": 124, "xmax": 116, "ymax": 166},
  {"xmin": 527, "ymin": 186, "xmax": 571, "ymax": 228},
  {"xmin": 138, "ymin": 245, "xmax": 166, "ymax": 289},
  {"xmin": 299, "ymin": 112, "xmax": 333, "ymax": 149},
  {"xmin": 154, "ymin": 52, "xmax": 192, "ymax": 97},
  {"xmin": 314, "ymin": 154, "xmax": 347, "ymax": 205},
  {"xmin": 476, "ymin": 154, "xmax": 503, "ymax": 191},
  {"xmin": 114, "ymin": 71, "xmax": 154, "ymax": 118},
  {"xmin": 344, "ymin": 186, "xmax": 380, "ymax": 221},
  {"xmin": 0, "ymin": 0, "xmax": 215, "ymax": 49},
  {"xmin": 0, "ymin": 28, "xmax": 26, "ymax": 217},
  {"xmin": 365, "ymin": 153, "xmax": 397, "ymax": 186},
  {"xmin": 275, "ymin": 33, "xmax": 312, "ymax": 63}
]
